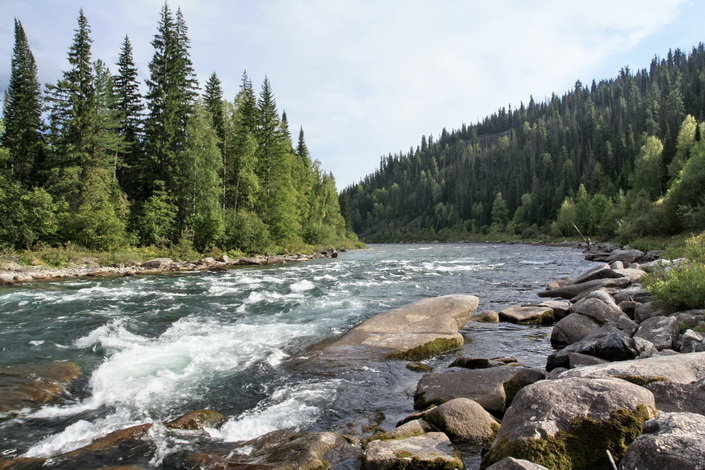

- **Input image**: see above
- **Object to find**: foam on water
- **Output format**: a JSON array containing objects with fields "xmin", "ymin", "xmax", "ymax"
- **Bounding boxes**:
[
  {"xmin": 213, "ymin": 379, "xmax": 340, "ymax": 443},
  {"xmin": 290, "ymin": 279, "xmax": 315, "ymax": 292}
]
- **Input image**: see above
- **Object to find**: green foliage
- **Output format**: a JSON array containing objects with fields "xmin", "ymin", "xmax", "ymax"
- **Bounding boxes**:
[
  {"xmin": 223, "ymin": 210, "xmax": 272, "ymax": 253},
  {"xmin": 138, "ymin": 187, "xmax": 177, "ymax": 246},
  {"xmin": 0, "ymin": 179, "xmax": 63, "ymax": 248},
  {"xmin": 644, "ymin": 262, "xmax": 705, "ymax": 311},
  {"xmin": 631, "ymin": 136, "xmax": 664, "ymax": 200}
]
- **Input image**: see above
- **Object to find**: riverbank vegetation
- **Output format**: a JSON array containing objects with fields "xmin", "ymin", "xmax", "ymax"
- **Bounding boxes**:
[
  {"xmin": 340, "ymin": 46, "xmax": 705, "ymax": 248},
  {"xmin": 0, "ymin": 7, "xmax": 359, "ymax": 264}
]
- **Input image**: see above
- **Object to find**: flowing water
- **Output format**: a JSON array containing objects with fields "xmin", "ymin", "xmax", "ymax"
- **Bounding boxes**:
[{"xmin": 0, "ymin": 243, "xmax": 594, "ymax": 466}]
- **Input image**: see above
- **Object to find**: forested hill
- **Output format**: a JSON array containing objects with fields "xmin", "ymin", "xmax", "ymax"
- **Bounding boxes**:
[
  {"xmin": 1, "ymin": 7, "xmax": 355, "ymax": 255},
  {"xmin": 340, "ymin": 45, "xmax": 705, "ymax": 243}
]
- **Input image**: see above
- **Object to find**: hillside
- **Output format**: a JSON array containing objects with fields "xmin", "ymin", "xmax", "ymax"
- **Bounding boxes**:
[{"xmin": 340, "ymin": 45, "xmax": 705, "ymax": 243}]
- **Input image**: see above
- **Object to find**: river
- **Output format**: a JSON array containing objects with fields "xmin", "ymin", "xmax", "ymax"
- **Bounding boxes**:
[{"xmin": 0, "ymin": 243, "xmax": 594, "ymax": 466}]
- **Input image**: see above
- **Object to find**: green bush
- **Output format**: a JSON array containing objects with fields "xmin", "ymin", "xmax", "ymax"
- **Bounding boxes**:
[{"xmin": 644, "ymin": 262, "xmax": 705, "ymax": 311}]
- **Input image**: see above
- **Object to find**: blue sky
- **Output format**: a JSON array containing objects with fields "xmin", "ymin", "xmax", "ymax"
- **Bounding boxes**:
[{"xmin": 1, "ymin": 0, "xmax": 705, "ymax": 189}]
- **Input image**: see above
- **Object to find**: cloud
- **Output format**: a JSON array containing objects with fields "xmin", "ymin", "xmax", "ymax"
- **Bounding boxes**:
[{"xmin": 0, "ymin": 0, "xmax": 692, "ymax": 188}]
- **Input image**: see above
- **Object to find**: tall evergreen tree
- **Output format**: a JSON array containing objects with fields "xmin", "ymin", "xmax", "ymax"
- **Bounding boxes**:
[
  {"xmin": 228, "ymin": 71, "xmax": 259, "ymax": 211},
  {"xmin": 2, "ymin": 19, "xmax": 43, "ymax": 186},
  {"xmin": 144, "ymin": 3, "xmax": 197, "ymax": 197},
  {"xmin": 113, "ymin": 35, "xmax": 144, "ymax": 200}
]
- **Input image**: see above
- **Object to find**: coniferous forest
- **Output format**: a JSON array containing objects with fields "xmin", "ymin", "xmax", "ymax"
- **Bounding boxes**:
[
  {"xmin": 0, "ymin": 7, "xmax": 355, "ymax": 255},
  {"xmin": 341, "ymin": 45, "xmax": 705, "ymax": 243}
]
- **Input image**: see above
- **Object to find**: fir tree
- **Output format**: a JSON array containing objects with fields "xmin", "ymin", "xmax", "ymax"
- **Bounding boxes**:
[
  {"xmin": 2, "ymin": 19, "xmax": 43, "ymax": 186},
  {"xmin": 228, "ymin": 71, "xmax": 259, "ymax": 211},
  {"xmin": 113, "ymin": 35, "xmax": 144, "ymax": 200}
]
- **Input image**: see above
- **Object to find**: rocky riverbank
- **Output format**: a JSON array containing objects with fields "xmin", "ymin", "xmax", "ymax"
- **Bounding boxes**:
[
  {"xmin": 0, "ymin": 250, "xmax": 341, "ymax": 286},
  {"xmin": 1, "ymin": 243, "xmax": 703, "ymax": 469}
]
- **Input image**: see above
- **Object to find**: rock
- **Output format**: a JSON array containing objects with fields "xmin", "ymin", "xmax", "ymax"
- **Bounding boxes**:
[
  {"xmin": 680, "ymin": 329, "xmax": 705, "ymax": 353},
  {"xmin": 470, "ymin": 310, "xmax": 500, "ymax": 323},
  {"xmin": 423, "ymin": 398, "xmax": 499, "ymax": 444},
  {"xmin": 61, "ymin": 423, "xmax": 153, "ymax": 459},
  {"xmin": 547, "ymin": 326, "xmax": 639, "ymax": 371},
  {"xmin": 406, "ymin": 362, "xmax": 434, "ymax": 373},
  {"xmin": 606, "ymin": 249, "xmax": 645, "ymax": 264},
  {"xmin": 546, "ymin": 367, "xmax": 568, "ymax": 379},
  {"xmin": 573, "ymin": 264, "xmax": 624, "ymax": 284},
  {"xmin": 362, "ymin": 432, "xmax": 463, "ymax": 470},
  {"xmin": 0, "ymin": 361, "xmax": 81, "ymax": 414},
  {"xmin": 303, "ymin": 295, "xmax": 479, "ymax": 365},
  {"xmin": 499, "ymin": 306, "xmax": 554, "ymax": 325},
  {"xmin": 610, "ymin": 261, "xmax": 625, "ymax": 269},
  {"xmin": 486, "ymin": 457, "xmax": 549, "ymax": 469},
  {"xmin": 645, "ymin": 381, "xmax": 705, "ymax": 414},
  {"xmin": 545, "ymin": 278, "xmax": 573, "ymax": 290},
  {"xmin": 0, "ymin": 270, "xmax": 17, "ymax": 285},
  {"xmin": 618, "ymin": 300, "xmax": 638, "ymax": 318},
  {"xmin": 571, "ymin": 289, "xmax": 624, "ymax": 324},
  {"xmin": 380, "ymin": 419, "xmax": 433, "ymax": 441},
  {"xmin": 169, "ymin": 430, "xmax": 359, "ymax": 469},
  {"xmin": 538, "ymin": 276, "xmax": 630, "ymax": 300},
  {"xmin": 197, "ymin": 257, "xmax": 215, "ymax": 266},
  {"xmin": 566, "ymin": 352, "xmax": 608, "ymax": 368},
  {"xmin": 538, "ymin": 300, "xmax": 571, "ymax": 320},
  {"xmin": 634, "ymin": 316, "xmax": 679, "ymax": 350},
  {"xmin": 165, "ymin": 409, "xmax": 226, "ymax": 430},
  {"xmin": 673, "ymin": 310, "xmax": 705, "ymax": 330},
  {"xmin": 559, "ymin": 351, "xmax": 705, "ymax": 383},
  {"xmin": 0, "ymin": 457, "xmax": 46, "ymax": 469},
  {"xmin": 139, "ymin": 258, "xmax": 173, "ymax": 269},
  {"xmin": 611, "ymin": 315, "xmax": 639, "ymax": 336},
  {"xmin": 634, "ymin": 302, "xmax": 667, "ymax": 323},
  {"xmin": 481, "ymin": 377, "xmax": 656, "ymax": 469},
  {"xmin": 414, "ymin": 366, "xmax": 545, "ymax": 413},
  {"xmin": 612, "ymin": 286, "xmax": 651, "ymax": 304},
  {"xmin": 550, "ymin": 313, "xmax": 600, "ymax": 348},
  {"xmin": 337, "ymin": 412, "xmax": 386, "ymax": 438},
  {"xmin": 613, "ymin": 268, "xmax": 647, "ymax": 282},
  {"xmin": 619, "ymin": 412, "xmax": 705, "ymax": 470},
  {"xmin": 634, "ymin": 337, "xmax": 658, "ymax": 358},
  {"xmin": 449, "ymin": 357, "xmax": 510, "ymax": 369}
]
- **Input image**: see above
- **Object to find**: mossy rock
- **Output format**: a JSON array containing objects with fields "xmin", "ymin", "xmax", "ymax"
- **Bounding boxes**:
[
  {"xmin": 611, "ymin": 375, "xmax": 668, "ymax": 387},
  {"xmin": 392, "ymin": 337, "xmax": 463, "ymax": 361},
  {"xmin": 481, "ymin": 405, "xmax": 653, "ymax": 469}
]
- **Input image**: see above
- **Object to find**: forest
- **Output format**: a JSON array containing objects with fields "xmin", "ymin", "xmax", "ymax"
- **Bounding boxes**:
[
  {"xmin": 0, "ymin": 6, "xmax": 355, "ymax": 256},
  {"xmin": 340, "ymin": 45, "xmax": 705, "ymax": 244}
]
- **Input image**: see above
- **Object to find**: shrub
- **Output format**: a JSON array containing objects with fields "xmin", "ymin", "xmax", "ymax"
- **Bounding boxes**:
[{"xmin": 644, "ymin": 262, "xmax": 705, "ymax": 311}]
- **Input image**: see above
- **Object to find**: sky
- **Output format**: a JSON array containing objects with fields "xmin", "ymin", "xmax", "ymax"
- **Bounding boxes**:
[{"xmin": 1, "ymin": 0, "xmax": 705, "ymax": 190}]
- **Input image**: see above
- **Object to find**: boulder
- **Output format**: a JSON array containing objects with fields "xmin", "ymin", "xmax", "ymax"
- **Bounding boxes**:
[
  {"xmin": 423, "ymin": 398, "xmax": 499, "ymax": 444},
  {"xmin": 559, "ymin": 351, "xmax": 705, "ymax": 383},
  {"xmin": 538, "ymin": 277, "xmax": 630, "ymax": 300},
  {"xmin": 606, "ymin": 249, "xmax": 645, "ymax": 264},
  {"xmin": 634, "ymin": 316, "xmax": 679, "ymax": 350},
  {"xmin": 362, "ymin": 432, "xmax": 463, "ymax": 470},
  {"xmin": 634, "ymin": 302, "xmax": 667, "ymax": 323},
  {"xmin": 672, "ymin": 310, "xmax": 705, "ymax": 330},
  {"xmin": 619, "ymin": 412, "xmax": 705, "ymax": 470},
  {"xmin": 634, "ymin": 337, "xmax": 658, "ymax": 358},
  {"xmin": 644, "ymin": 381, "xmax": 705, "ymax": 415},
  {"xmin": 414, "ymin": 366, "xmax": 545, "ymax": 413},
  {"xmin": 471, "ymin": 310, "xmax": 500, "ymax": 323},
  {"xmin": 612, "ymin": 286, "xmax": 651, "ymax": 304},
  {"xmin": 302, "ymin": 295, "xmax": 479, "ymax": 366},
  {"xmin": 612, "ymin": 268, "xmax": 647, "ymax": 282},
  {"xmin": 545, "ymin": 278, "xmax": 573, "ymax": 290},
  {"xmin": 486, "ymin": 458, "xmax": 549, "ymax": 469},
  {"xmin": 547, "ymin": 326, "xmax": 639, "ymax": 371},
  {"xmin": 571, "ymin": 289, "xmax": 624, "ymax": 324},
  {"xmin": 610, "ymin": 261, "xmax": 625, "ymax": 269},
  {"xmin": 139, "ymin": 258, "xmax": 173, "ymax": 269},
  {"xmin": 337, "ymin": 412, "xmax": 386, "ymax": 438},
  {"xmin": 550, "ymin": 313, "xmax": 600, "ymax": 348},
  {"xmin": 680, "ymin": 329, "xmax": 705, "ymax": 353},
  {"xmin": 378, "ymin": 419, "xmax": 433, "ymax": 441},
  {"xmin": 538, "ymin": 300, "xmax": 571, "ymax": 320},
  {"xmin": 165, "ymin": 409, "xmax": 226, "ymax": 430},
  {"xmin": 0, "ymin": 361, "xmax": 81, "ymax": 414},
  {"xmin": 499, "ymin": 306, "xmax": 554, "ymax": 325},
  {"xmin": 573, "ymin": 264, "xmax": 617, "ymax": 283},
  {"xmin": 618, "ymin": 300, "xmax": 638, "ymax": 317},
  {"xmin": 566, "ymin": 352, "xmax": 608, "ymax": 368},
  {"xmin": 481, "ymin": 377, "xmax": 656, "ymax": 469}
]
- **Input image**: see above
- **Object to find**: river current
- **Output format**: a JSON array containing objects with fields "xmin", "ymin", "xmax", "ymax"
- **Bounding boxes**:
[{"xmin": 0, "ymin": 243, "xmax": 594, "ymax": 465}]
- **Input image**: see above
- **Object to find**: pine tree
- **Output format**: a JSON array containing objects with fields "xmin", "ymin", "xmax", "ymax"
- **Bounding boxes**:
[
  {"xmin": 113, "ymin": 35, "xmax": 144, "ymax": 200},
  {"xmin": 2, "ymin": 19, "xmax": 43, "ymax": 186},
  {"xmin": 144, "ymin": 3, "xmax": 197, "ymax": 197},
  {"xmin": 228, "ymin": 71, "xmax": 259, "ymax": 211}
]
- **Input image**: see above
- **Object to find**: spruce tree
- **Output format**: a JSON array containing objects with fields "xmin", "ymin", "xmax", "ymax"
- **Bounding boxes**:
[
  {"xmin": 2, "ymin": 19, "xmax": 43, "ymax": 186},
  {"xmin": 113, "ymin": 35, "xmax": 144, "ymax": 200},
  {"xmin": 144, "ymin": 3, "xmax": 197, "ymax": 198},
  {"xmin": 228, "ymin": 71, "xmax": 259, "ymax": 212}
]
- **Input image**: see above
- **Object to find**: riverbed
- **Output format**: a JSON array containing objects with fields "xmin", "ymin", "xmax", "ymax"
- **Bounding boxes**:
[{"xmin": 0, "ymin": 243, "xmax": 594, "ymax": 466}]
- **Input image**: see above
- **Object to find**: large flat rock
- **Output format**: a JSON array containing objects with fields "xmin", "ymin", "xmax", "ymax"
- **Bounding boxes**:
[
  {"xmin": 558, "ymin": 351, "xmax": 705, "ymax": 383},
  {"xmin": 0, "ymin": 361, "xmax": 81, "ymax": 415},
  {"xmin": 301, "ymin": 295, "xmax": 479, "ymax": 365}
]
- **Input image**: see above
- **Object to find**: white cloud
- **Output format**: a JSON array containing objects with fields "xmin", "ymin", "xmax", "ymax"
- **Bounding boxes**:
[{"xmin": 0, "ymin": 0, "xmax": 692, "ymax": 188}]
